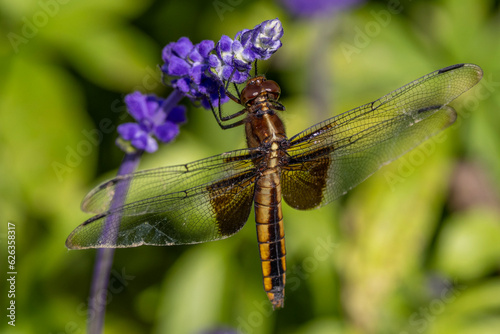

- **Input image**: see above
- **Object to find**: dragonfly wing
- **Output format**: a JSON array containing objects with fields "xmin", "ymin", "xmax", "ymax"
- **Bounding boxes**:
[
  {"xmin": 67, "ymin": 148, "xmax": 262, "ymax": 249},
  {"xmin": 282, "ymin": 64, "xmax": 483, "ymax": 209}
]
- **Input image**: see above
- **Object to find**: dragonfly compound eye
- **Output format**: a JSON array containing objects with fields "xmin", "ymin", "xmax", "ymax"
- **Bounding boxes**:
[
  {"xmin": 241, "ymin": 83, "xmax": 263, "ymax": 105},
  {"xmin": 262, "ymin": 80, "xmax": 281, "ymax": 101}
]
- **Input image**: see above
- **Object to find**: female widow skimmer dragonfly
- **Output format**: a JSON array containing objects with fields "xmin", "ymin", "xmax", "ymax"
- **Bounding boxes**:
[{"xmin": 67, "ymin": 63, "xmax": 483, "ymax": 309}]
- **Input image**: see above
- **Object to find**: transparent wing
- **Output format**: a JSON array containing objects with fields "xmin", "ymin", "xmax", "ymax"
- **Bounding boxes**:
[
  {"xmin": 282, "ymin": 64, "xmax": 483, "ymax": 209},
  {"xmin": 66, "ymin": 148, "xmax": 263, "ymax": 249}
]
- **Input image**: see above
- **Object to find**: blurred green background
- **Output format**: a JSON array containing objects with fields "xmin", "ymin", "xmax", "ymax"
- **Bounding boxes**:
[{"xmin": 1, "ymin": 0, "xmax": 500, "ymax": 333}]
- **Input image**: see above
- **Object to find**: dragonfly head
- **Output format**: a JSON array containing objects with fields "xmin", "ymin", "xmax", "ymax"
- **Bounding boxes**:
[{"xmin": 240, "ymin": 76, "xmax": 281, "ymax": 106}]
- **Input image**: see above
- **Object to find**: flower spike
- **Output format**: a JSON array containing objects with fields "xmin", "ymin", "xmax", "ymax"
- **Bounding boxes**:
[
  {"xmin": 117, "ymin": 91, "xmax": 186, "ymax": 153},
  {"xmin": 161, "ymin": 18, "xmax": 284, "ymax": 108}
]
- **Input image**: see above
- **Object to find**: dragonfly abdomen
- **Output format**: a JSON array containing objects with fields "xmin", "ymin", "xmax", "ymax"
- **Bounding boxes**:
[{"xmin": 254, "ymin": 170, "xmax": 286, "ymax": 309}]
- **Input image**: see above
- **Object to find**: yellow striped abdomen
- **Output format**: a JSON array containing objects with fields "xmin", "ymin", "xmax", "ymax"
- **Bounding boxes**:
[{"xmin": 254, "ymin": 169, "xmax": 286, "ymax": 309}]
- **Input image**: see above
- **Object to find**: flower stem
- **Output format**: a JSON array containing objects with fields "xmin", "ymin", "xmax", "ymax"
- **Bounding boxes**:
[
  {"xmin": 160, "ymin": 88, "xmax": 185, "ymax": 114},
  {"xmin": 87, "ymin": 149, "xmax": 143, "ymax": 334}
]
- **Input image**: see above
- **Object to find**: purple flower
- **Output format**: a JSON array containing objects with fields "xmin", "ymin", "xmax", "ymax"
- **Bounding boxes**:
[
  {"xmin": 161, "ymin": 19, "xmax": 284, "ymax": 108},
  {"xmin": 244, "ymin": 18, "xmax": 284, "ymax": 60},
  {"xmin": 210, "ymin": 18, "xmax": 284, "ymax": 84},
  {"xmin": 162, "ymin": 37, "xmax": 228, "ymax": 109},
  {"xmin": 117, "ymin": 91, "xmax": 186, "ymax": 153},
  {"xmin": 280, "ymin": 0, "xmax": 363, "ymax": 17}
]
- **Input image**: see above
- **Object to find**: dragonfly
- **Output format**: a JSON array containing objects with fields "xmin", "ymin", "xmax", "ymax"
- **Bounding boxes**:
[{"xmin": 66, "ymin": 63, "xmax": 483, "ymax": 309}]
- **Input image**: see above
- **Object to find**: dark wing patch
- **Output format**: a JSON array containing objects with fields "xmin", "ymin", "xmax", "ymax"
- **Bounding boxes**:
[
  {"xmin": 208, "ymin": 172, "xmax": 257, "ymax": 236},
  {"xmin": 281, "ymin": 158, "xmax": 330, "ymax": 209}
]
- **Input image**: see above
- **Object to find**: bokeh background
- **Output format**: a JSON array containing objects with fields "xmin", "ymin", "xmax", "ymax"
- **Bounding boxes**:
[{"xmin": 1, "ymin": 0, "xmax": 500, "ymax": 333}]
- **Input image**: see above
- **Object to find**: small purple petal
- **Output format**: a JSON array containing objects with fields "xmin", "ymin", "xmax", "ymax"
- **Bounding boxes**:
[
  {"xmin": 200, "ymin": 98, "xmax": 212, "ymax": 110},
  {"xmin": 144, "ymin": 136, "xmax": 159, "ymax": 153},
  {"xmin": 123, "ymin": 92, "xmax": 165, "ymax": 125},
  {"xmin": 188, "ymin": 48, "xmax": 203, "ymax": 63},
  {"xmin": 171, "ymin": 37, "xmax": 193, "ymax": 58},
  {"xmin": 233, "ymin": 57, "xmax": 252, "ymax": 70},
  {"xmin": 190, "ymin": 64, "xmax": 205, "ymax": 85},
  {"xmin": 221, "ymin": 66, "xmax": 235, "ymax": 81},
  {"xmin": 131, "ymin": 132, "xmax": 158, "ymax": 153},
  {"xmin": 154, "ymin": 122, "xmax": 180, "ymax": 143},
  {"xmin": 144, "ymin": 96, "xmax": 162, "ymax": 119},
  {"xmin": 168, "ymin": 56, "xmax": 191, "ymax": 76},
  {"xmin": 175, "ymin": 78, "xmax": 191, "ymax": 93},
  {"xmin": 161, "ymin": 44, "xmax": 173, "ymax": 63},
  {"xmin": 231, "ymin": 70, "xmax": 249, "ymax": 84},
  {"xmin": 167, "ymin": 105, "xmax": 187, "ymax": 124},
  {"xmin": 150, "ymin": 110, "xmax": 167, "ymax": 129},
  {"xmin": 198, "ymin": 40, "xmax": 215, "ymax": 58},
  {"xmin": 208, "ymin": 54, "xmax": 221, "ymax": 68},
  {"xmin": 117, "ymin": 123, "xmax": 142, "ymax": 141},
  {"xmin": 218, "ymin": 35, "xmax": 233, "ymax": 53},
  {"xmin": 237, "ymin": 29, "xmax": 252, "ymax": 46},
  {"xmin": 242, "ymin": 48, "xmax": 257, "ymax": 62},
  {"xmin": 124, "ymin": 92, "xmax": 148, "ymax": 121}
]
